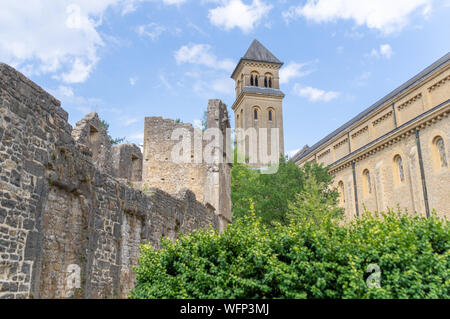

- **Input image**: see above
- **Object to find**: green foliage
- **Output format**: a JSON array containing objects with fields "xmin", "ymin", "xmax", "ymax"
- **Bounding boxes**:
[
  {"xmin": 130, "ymin": 211, "xmax": 449, "ymax": 299},
  {"xmin": 99, "ymin": 119, "xmax": 126, "ymax": 145},
  {"xmin": 231, "ymin": 156, "xmax": 338, "ymax": 226},
  {"xmin": 287, "ymin": 171, "xmax": 343, "ymax": 225}
]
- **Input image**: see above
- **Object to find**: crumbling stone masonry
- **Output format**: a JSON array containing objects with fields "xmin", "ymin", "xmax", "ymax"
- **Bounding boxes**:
[
  {"xmin": 111, "ymin": 144, "xmax": 143, "ymax": 183},
  {"xmin": 0, "ymin": 63, "xmax": 228, "ymax": 299},
  {"xmin": 142, "ymin": 99, "xmax": 232, "ymax": 232}
]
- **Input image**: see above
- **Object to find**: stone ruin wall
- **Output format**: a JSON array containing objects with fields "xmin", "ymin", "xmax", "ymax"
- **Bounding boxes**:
[
  {"xmin": 0, "ymin": 63, "xmax": 229, "ymax": 299},
  {"xmin": 142, "ymin": 99, "xmax": 232, "ymax": 232}
]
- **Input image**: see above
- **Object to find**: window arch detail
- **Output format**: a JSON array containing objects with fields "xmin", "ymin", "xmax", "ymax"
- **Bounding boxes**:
[
  {"xmin": 338, "ymin": 181, "xmax": 345, "ymax": 204},
  {"xmin": 394, "ymin": 155, "xmax": 405, "ymax": 183},
  {"xmin": 363, "ymin": 169, "xmax": 372, "ymax": 196},
  {"xmin": 433, "ymin": 136, "xmax": 448, "ymax": 169}
]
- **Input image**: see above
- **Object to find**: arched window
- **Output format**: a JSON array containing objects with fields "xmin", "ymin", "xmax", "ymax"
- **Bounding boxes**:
[
  {"xmin": 251, "ymin": 72, "xmax": 260, "ymax": 87},
  {"xmin": 394, "ymin": 155, "xmax": 405, "ymax": 183},
  {"xmin": 265, "ymin": 73, "xmax": 273, "ymax": 88},
  {"xmin": 338, "ymin": 181, "xmax": 345, "ymax": 204},
  {"xmin": 363, "ymin": 169, "xmax": 372, "ymax": 195},
  {"xmin": 240, "ymin": 109, "xmax": 243, "ymax": 128},
  {"xmin": 254, "ymin": 109, "xmax": 259, "ymax": 120},
  {"xmin": 434, "ymin": 137, "xmax": 448, "ymax": 168},
  {"xmin": 268, "ymin": 110, "xmax": 273, "ymax": 122},
  {"xmin": 236, "ymin": 114, "xmax": 240, "ymax": 128}
]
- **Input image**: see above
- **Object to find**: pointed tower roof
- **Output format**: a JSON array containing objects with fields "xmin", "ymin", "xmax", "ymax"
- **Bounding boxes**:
[
  {"xmin": 231, "ymin": 39, "xmax": 283, "ymax": 79},
  {"xmin": 243, "ymin": 39, "xmax": 282, "ymax": 64}
]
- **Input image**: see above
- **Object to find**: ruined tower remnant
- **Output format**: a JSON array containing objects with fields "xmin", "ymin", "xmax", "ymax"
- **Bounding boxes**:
[
  {"xmin": 142, "ymin": 99, "xmax": 232, "ymax": 232},
  {"xmin": 231, "ymin": 39, "xmax": 285, "ymax": 165},
  {"xmin": 72, "ymin": 112, "xmax": 113, "ymax": 175}
]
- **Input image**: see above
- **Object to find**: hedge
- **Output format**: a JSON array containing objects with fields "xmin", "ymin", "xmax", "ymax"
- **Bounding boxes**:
[{"xmin": 130, "ymin": 211, "xmax": 449, "ymax": 299}]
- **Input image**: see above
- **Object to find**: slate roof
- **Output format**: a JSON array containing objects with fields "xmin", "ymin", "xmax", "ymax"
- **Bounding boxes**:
[
  {"xmin": 231, "ymin": 40, "xmax": 283, "ymax": 78},
  {"xmin": 243, "ymin": 39, "xmax": 282, "ymax": 64},
  {"xmin": 293, "ymin": 52, "xmax": 450, "ymax": 164}
]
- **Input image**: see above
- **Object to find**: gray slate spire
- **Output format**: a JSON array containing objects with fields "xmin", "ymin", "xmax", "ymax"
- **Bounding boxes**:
[{"xmin": 242, "ymin": 39, "xmax": 282, "ymax": 64}]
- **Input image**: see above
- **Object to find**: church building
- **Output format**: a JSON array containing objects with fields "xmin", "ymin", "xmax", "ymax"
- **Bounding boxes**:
[{"xmin": 293, "ymin": 53, "xmax": 450, "ymax": 220}]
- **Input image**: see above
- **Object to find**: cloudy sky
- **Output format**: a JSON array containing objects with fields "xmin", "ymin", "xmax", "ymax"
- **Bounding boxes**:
[{"xmin": 1, "ymin": 0, "xmax": 450, "ymax": 156}]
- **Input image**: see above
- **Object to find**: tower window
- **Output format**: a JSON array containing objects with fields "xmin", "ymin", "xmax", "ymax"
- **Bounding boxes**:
[
  {"xmin": 268, "ymin": 110, "xmax": 273, "ymax": 121},
  {"xmin": 255, "ymin": 76, "xmax": 258, "ymax": 87},
  {"xmin": 250, "ymin": 75, "xmax": 254, "ymax": 86},
  {"xmin": 269, "ymin": 77, "xmax": 272, "ymax": 88},
  {"xmin": 254, "ymin": 109, "xmax": 258, "ymax": 120},
  {"xmin": 264, "ymin": 77, "xmax": 268, "ymax": 88}
]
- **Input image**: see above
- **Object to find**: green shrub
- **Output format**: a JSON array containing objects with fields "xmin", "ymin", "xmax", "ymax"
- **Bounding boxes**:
[{"xmin": 130, "ymin": 211, "xmax": 449, "ymax": 299}]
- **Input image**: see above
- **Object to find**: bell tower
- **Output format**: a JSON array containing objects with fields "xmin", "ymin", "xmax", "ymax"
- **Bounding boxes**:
[{"xmin": 231, "ymin": 39, "xmax": 285, "ymax": 166}]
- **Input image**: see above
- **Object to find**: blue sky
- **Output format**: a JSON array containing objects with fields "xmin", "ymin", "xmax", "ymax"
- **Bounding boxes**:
[{"xmin": 1, "ymin": 0, "xmax": 450, "ymax": 156}]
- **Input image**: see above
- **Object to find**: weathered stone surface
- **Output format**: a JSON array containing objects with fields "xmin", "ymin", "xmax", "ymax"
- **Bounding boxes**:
[
  {"xmin": 111, "ymin": 144, "xmax": 142, "ymax": 182},
  {"xmin": 142, "ymin": 99, "xmax": 232, "ymax": 232},
  {"xmin": 0, "ymin": 62, "xmax": 221, "ymax": 299}
]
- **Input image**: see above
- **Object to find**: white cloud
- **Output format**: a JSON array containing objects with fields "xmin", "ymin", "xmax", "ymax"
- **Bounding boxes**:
[
  {"xmin": 0, "ymin": 1, "xmax": 118, "ymax": 83},
  {"xmin": 136, "ymin": 23, "xmax": 167, "ymax": 41},
  {"xmin": 124, "ymin": 118, "xmax": 139, "ymax": 126},
  {"xmin": 0, "ymin": 1, "xmax": 186, "ymax": 84},
  {"xmin": 208, "ymin": 0, "xmax": 272, "ymax": 33},
  {"xmin": 283, "ymin": 0, "xmax": 432, "ymax": 34},
  {"xmin": 121, "ymin": 0, "xmax": 187, "ymax": 14},
  {"xmin": 293, "ymin": 84, "xmax": 340, "ymax": 102},
  {"xmin": 211, "ymin": 78, "xmax": 235, "ymax": 94},
  {"xmin": 279, "ymin": 62, "xmax": 313, "ymax": 84},
  {"xmin": 174, "ymin": 44, "xmax": 235, "ymax": 72},
  {"xmin": 368, "ymin": 44, "xmax": 394, "ymax": 59}
]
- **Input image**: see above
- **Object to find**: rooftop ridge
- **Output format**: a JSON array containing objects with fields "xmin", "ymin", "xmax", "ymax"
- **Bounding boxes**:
[{"xmin": 293, "ymin": 51, "xmax": 450, "ymax": 163}]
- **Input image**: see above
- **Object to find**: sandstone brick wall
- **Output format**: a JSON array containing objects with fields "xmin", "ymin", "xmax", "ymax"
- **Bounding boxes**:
[
  {"xmin": 0, "ymin": 63, "xmax": 219, "ymax": 299},
  {"xmin": 296, "ymin": 57, "xmax": 450, "ymax": 219}
]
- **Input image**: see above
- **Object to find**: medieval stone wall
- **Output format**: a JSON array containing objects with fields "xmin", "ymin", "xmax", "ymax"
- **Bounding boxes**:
[
  {"xmin": 142, "ymin": 99, "xmax": 232, "ymax": 232},
  {"xmin": 0, "ymin": 63, "xmax": 220, "ymax": 299}
]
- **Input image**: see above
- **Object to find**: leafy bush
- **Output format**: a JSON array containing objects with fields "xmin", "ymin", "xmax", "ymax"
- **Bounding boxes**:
[{"xmin": 130, "ymin": 211, "xmax": 449, "ymax": 299}]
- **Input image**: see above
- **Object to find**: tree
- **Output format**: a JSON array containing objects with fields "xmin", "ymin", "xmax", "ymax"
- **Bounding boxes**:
[
  {"xmin": 287, "ymin": 172, "xmax": 343, "ymax": 225},
  {"xmin": 231, "ymin": 156, "xmax": 339, "ymax": 226}
]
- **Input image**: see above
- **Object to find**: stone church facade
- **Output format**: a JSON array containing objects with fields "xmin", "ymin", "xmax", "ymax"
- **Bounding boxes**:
[{"xmin": 293, "ymin": 53, "xmax": 450, "ymax": 220}]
